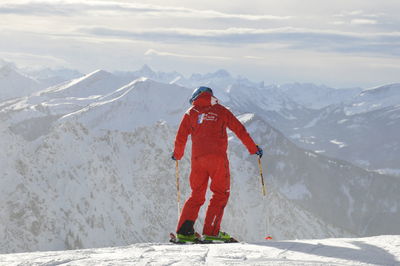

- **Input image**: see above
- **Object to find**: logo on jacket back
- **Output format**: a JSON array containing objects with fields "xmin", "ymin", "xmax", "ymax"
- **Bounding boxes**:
[{"xmin": 197, "ymin": 113, "xmax": 218, "ymax": 124}]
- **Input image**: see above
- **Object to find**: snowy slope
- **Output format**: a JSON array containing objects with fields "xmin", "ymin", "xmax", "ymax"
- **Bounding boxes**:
[{"xmin": 0, "ymin": 235, "xmax": 399, "ymax": 265}]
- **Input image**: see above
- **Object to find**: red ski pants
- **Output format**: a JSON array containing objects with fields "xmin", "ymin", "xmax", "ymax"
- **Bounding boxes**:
[{"xmin": 176, "ymin": 154, "xmax": 230, "ymax": 236}]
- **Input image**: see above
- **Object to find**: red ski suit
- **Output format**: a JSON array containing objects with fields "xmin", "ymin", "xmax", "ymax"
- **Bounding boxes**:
[{"xmin": 173, "ymin": 92, "xmax": 258, "ymax": 236}]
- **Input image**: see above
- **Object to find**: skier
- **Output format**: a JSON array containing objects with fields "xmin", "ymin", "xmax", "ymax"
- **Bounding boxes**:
[{"xmin": 171, "ymin": 86, "xmax": 263, "ymax": 243}]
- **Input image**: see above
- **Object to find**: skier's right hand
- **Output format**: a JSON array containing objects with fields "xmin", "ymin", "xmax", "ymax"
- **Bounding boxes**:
[{"xmin": 256, "ymin": 145, "xmax": 263, "ymax": 158}]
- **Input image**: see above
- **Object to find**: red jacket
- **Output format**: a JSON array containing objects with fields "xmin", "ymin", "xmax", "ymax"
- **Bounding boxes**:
[{"xmin": 173, "ymin": 92, "xmax": 258, "ymax": 160}]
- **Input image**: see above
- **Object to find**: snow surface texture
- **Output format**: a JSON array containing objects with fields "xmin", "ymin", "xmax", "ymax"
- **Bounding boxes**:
[
  {"xmin": 1, "ymin": 67, "xmax": 400, "ymax": 255},
  {"xmin": 0, "ymin": 236, "xmax": 399, "ymax": 266}
]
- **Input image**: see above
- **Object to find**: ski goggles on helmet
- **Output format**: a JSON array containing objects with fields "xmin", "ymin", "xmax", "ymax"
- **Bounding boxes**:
[{"xmin": 189, "ymin": 86, "xmax": 213, "ymax": 104}]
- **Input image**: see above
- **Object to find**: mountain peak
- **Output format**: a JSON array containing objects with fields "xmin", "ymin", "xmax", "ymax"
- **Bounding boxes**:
[
  {"xmin": 65, "ymin": 69, "xmax": 112, "ymax": 86},
  {"xmin": 214, "ymin": 69, "xmax": 231, "ymax": 77},
  {"xmin": 85, "ymin": 69, "xmax": 111, "ymax": 78},
  {"xmin": 136, "ymin": 64, "xmax": 156, "ymax": 77},
  {"xmin": 205, "ymin": 69, "xmax": 232, "ymax": 79},
  {"xmin": 140, "ymin": 64, "xmax": 153, "ymax": 72}
]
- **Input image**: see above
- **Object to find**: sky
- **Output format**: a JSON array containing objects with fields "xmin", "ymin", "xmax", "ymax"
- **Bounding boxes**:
[{"xmin": 0, "ymin": 0, "xmax": 399, "ymax": 88}]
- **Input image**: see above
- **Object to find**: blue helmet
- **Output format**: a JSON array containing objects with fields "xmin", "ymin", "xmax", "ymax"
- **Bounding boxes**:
[{"xmin": 189, "ymin": 86, "xmax": 213, "ymax": 104}]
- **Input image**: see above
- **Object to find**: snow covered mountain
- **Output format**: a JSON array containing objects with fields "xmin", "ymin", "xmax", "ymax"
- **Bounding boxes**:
[
  {"xmin": 0, "ymin": 64, "xmax": 42, "ymax": 102},
  {"xmin": 0, "ymin": 69, "xmax": 134, "ymax": 141},
  {"xmin": 1, "ymin": 73, "xmax": 399, "ymax": 254},
  {"xmin": 283, "ymin": 83, "xmax": 400, "ymax": 174},
  {"xmin": 1, "ymin": 235, "xmax": 399, "ymax": 265}
]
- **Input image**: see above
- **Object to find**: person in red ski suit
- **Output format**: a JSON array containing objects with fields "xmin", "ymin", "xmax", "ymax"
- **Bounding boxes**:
[{"xmin": 172, "ymin": 86, "xmax": 263, "ymax": 238}]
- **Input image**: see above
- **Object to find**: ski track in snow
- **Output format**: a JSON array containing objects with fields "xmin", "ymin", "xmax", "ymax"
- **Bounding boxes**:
[{"xmin": 0, "ymin": 236, "xmax": 399, "ymax": 266}]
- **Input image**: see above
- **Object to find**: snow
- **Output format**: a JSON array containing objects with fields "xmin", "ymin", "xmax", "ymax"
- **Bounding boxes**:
[
  {"xmin": 374, "ymin": 169, "xmax": 400, "ymax": 177},
  {"xmin": 0, "ymin": 236, "xmax": 399, "ymax": 265},
  {"xmin": 238, "ymin": 113, "xmax": 255, "ymax": 124},
  {"xmin": 281, "ymin": 182, "xmax": 312, "ymax": 200},
  {"xmin": 330, "ymin": 139, "xmax": 348, "ymax": 148}
]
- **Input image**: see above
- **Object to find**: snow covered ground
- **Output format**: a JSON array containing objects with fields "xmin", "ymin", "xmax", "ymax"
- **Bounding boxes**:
[{"xmin": 0, "ymin": 235, "xmax": 399, "ymax": 265}]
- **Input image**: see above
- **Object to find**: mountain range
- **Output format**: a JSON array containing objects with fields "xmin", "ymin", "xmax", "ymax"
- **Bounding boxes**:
[{"xmin": 1, "ymin": 64, "xmax": 400, "ymax": 254}]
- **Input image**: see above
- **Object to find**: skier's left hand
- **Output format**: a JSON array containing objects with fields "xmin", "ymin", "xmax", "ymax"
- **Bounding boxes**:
[
  {"xmin": 171, "ymin": 152, "xmax": 177, "ymax": 161},
  {"xmin": 255, "ymin": 145, "xmax": 263, "ymax": 158}
]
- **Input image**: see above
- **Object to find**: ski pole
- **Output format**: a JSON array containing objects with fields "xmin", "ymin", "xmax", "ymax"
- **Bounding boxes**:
[
  {"xmin": 258, "ymin": 157, "xmax": 266, "ymax": 196},
  {"xmin": 175, "ymin": 160, "xmax": 181, "ymax": 217},
  {"xmin": 258, "ymin": 157, "xmax": 272, "ymax": 240}
]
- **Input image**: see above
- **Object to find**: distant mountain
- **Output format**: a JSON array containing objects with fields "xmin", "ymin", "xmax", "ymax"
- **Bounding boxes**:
[
  {"xmin": 279, "ymin": 83, "xmax": 362, "ymax": 109},
  {"xmin": 24, "ymin": 67, "xmax": 83, "ymax": 88},
  {"xmin": 62, "ymin": 78, "xmax": 191, "ymax": 131},
  {"xmin": 344, "ymin": 83, "xmax": 400, "ymax": 115},
  {"xmin": 281, "ymin": 83, "xmax": 400, "ymax": 173},
  {"xmin": 0, "ymin": 65, "xmax": 42, "ymax": 102},
  {"xmin": 113, "ymin": 66, "xmax": 399, "ymax": 173},
  {"xmin": 113, "ymin": 64, "xmax": 184, "ymax": 86},
  {"xmin": 2, "ymin": 62, "xmax": 397, "ymax": 174},
  {"xmin": 0, "ymin": 69, "xmax": 134, "ymax": 141}
]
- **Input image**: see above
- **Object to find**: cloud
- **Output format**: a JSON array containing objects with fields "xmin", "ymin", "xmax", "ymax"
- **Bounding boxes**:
[
  {"xmin": 81, "ymin": 26, "xmax": 349, "ymax": 41},
  {"xmin": 350, "ymin": 19, "xmax": 378, "ymax": 25},
  {"xmin": 334, "ymin": 10, "xmax": 384, "ymax": 18},
  {"xmin": 0, "ymin": 1, "xmax": 291, "ymax": 21},
  {"xmin": 79, "ymin": 26, "xmax": 400, "ymax": 56},
  {"xmin": 0, "ymin": 1, "xmax": 81, "ymax": 16},
  {"xmin": 0, "ymin": 51, "xmax": 67, "ymax": 67},
  {"xmin": 144, "ymin": 49, "xmax": 231, "ymax": 60},
  {"xmin": 332, "ymin": 10, "xmax": 387, "ymax": 26}
]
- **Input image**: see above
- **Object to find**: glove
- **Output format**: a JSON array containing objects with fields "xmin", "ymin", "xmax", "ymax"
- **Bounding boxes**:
[
  {"xmin": 171, "ymin": 152, "xmax": 177, "ymax": 161},
  {"xmin": 255, "ymin": 145, "xmax": 263, "ymax": 158}
]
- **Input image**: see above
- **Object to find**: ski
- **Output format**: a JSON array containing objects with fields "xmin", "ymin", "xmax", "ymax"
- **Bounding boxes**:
[
  {"xmin": 169, "ymin": 232, "xmax": 201, "ymax": 244},
  {"xmin": 169, "ymin": 233, "xmax": 239, "ymax": 244}
]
